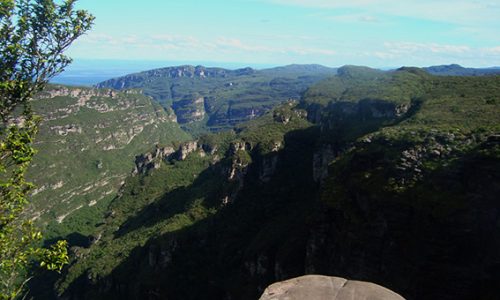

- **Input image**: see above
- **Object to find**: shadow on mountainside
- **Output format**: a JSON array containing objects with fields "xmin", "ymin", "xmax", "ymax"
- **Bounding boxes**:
[
  {"xmin": 311, "ymin": 137, "xmax": 500, "ymax": 300},
  {"xmin": 52, "ymin": 97, "xmax": 429, "ymax": 299},
  {"xmin": 60, "ymin": 129, "xmax": 500, "ymax": 300},
  {"xmin": 60, "ymin": 125, "xmax": 323, "ymax": 300}
]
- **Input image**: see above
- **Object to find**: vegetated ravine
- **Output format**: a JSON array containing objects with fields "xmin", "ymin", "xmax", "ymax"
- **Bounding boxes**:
[{"xmin": 28, "ymin": 65, "xmax": 500, "ymax": 300}]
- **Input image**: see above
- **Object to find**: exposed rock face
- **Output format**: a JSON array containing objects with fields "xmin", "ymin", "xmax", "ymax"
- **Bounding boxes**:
[
  {"xmin": 331, "ymin": 100, "xmax": 409, "ymax": 121},
  {"xmin": 272, "ymin": 101, "xmax": 306, "ymax": 125},
  {"xmin": 201, "ymin": 143, "xmax": 218, "ymax": 155},
  {"xmin": 97, "ymin": 66, "xmax": 256, "ymax": 89},
  {"xmin": 259, "ymin": 275, "xmax": 405, "ymax": 300},
  {"xmin": 227, "ymin": 157, "xmax": 249, "ymax": 182},
  {"xmin": 36, "ymin": 86, "xmax": 144, "ymax": 120},
  {"xmin": 37, "ymin": 85, "xmax": 120, "ymax": 100},
  {"xmin": 134, "ymin": 145, "xmax": 176, "ymax": 175},
  {"xmin": 177, "ymin": 141, "xmax": 199, "ymax": 160},
  {"xmin": 50, "ymin": 124, "xmax": 82, "ymax": 135},
  {"xmin": 134, "ymin": 140, "xmax": 217, "ymax": 175},
  {"xmin": 134, "ymin": 141, "xmax": 208, "ymax": 174},
  {"xmin": 218, "ymin": 142, "xmax": 253, "ymax": 205},
  {"xmin": 307, "ymin": 99, "xmax": 413, "ymax": 130},
  {"xmin": 229, "ymin": 141, "xmax": 252, "ymax": 154},
  {"xmin": 209, "ymin": 105, "xmax": 268, "ymax": 127},
  {"xmin": 172, "ymin": 96, "xmax": 206, "ymax": 124},
  {"xmin": 222, "ymin": 156, "xmax": 249, "ymax": 205}
]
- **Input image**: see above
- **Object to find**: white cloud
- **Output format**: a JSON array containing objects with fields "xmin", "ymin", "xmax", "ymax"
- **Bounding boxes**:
[
  {"xmin": 70, "ymin": 32, "xmax": 337, "ymax": 62},
  {"xmin": 214, "ymin": 37, "xmax": 336, "ymax": 56}
]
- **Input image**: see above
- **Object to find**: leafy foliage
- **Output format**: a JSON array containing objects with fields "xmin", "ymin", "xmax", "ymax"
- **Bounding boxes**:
[{"xmin": 0, "ymin": 0, "xmax": 93, "ymax": 298}]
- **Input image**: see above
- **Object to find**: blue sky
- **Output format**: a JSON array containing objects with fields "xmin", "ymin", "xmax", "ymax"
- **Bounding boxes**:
[{"xmin": 68, "ymin": 0, "xmax": 500, "ymax": 68}]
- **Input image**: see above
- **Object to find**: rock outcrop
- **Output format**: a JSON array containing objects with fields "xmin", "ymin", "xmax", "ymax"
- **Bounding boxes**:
[
  {"xmin": 259, "ymin": 275, "xmax": 405, "ymax": 300},
  {"xmin": 97, "ymin": 66, "xmax": 256, "ymax": 88},
  {"xmin": 172, "ymin": 96, "xmax": 206, "ymax": 124},
  {"xmin": 177, "ymin": 141, "xmax": 199, "ymax": 160},
  {"xmin": 134, "ymin": 145, "xmax": 176, "ymax": 175},
  {"xmin": 134, "ymin": 141, "xmax": 207, "ymax": 174}
]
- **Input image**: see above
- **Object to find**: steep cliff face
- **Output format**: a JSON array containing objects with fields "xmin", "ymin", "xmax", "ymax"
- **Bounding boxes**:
[
  {"xmin": 96, "ymin": 66, "xmax": 255, "ymax": 90},
  {"xmin": 133, "ymin": 146, "xmax": 176, "ymax": 175},
  {"xmin": 96, "ymin": 64, "xmax": 337, "ymax": 130},
  {"xmin": 172, "ymin": 96, "xmax": 206, "ymax": 124},
  {"xmin": 28, "ymin": 85, "xmax": 190, "ymax": 239},
  {"xmin": 208, "ymin": 104, "xmax": 269, "ymax": 127}
]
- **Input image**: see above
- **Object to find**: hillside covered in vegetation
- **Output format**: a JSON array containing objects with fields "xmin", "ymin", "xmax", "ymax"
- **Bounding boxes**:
[
  {"xmin": 27, "ymin": 86, "xmax": 190, "ymax": 242},
  {"xmin": 96, "ymin": 64, "xmax": 337, "ymax": 134},
  {"xmin": 32, "ymin": 66, "xmax": 500, "ymax": 300}
]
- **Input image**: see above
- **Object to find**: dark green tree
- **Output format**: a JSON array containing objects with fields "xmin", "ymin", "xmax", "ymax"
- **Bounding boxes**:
[{"xmin": 0, "ymin": 1, "xmax": 93, "ymax": 298}]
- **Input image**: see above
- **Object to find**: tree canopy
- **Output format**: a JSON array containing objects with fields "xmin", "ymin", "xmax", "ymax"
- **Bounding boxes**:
[{"xmin": 0, "ymin": 1, "xmax": 93, "ymax": 298}]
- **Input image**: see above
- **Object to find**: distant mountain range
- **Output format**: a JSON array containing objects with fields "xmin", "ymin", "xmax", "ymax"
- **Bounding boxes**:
[
  {"xmin": 51, "ymin": 60, "xmax": 500, "ymax": 87},
  {"xmin": 423, "ymin": 64, "xmax": 500, "ymax": 76},
  {"xmin": 95, "ymin": 63, "xmax": 500, "ymax": 135}
]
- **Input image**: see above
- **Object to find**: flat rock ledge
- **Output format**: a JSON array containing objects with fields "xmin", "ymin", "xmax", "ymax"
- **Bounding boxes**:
[{"xmin": 259, "ymin": 275, "xmax": 405, "ymax": 300}]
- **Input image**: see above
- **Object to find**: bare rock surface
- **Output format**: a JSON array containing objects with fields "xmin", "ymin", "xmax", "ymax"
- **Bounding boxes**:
[{"xmin": 259, "ymin": 275, "xmax": 405, "ymax": 300}]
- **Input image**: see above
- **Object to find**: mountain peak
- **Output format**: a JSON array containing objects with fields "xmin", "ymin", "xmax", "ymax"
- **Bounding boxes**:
[{"xmin": 337, "ymin": 65, "xmax": 382, "ymax": 78}]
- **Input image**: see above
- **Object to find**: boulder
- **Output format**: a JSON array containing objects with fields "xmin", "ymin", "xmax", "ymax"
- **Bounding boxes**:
[{"xmin": 259, "ymin": 275, "xmax": 404, "ymax": 300}]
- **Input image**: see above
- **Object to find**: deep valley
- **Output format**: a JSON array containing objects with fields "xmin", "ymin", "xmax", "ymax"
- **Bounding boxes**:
[{"xmin": 22, "ymin": 64, "xmax": 500, "ymax": 300}]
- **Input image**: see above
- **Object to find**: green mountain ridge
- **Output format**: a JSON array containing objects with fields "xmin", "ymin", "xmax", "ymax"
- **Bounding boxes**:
[
  {"xmin": 423, "ymin": 64, "xmax": 500, "ymax": 76},
  {"xmin": 40, "ymin": 67, "xmax": 500, "ymax": 300},
  {"xmin": 95, "ymin": 64, "xmax": 338, "ymax": 134}
]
